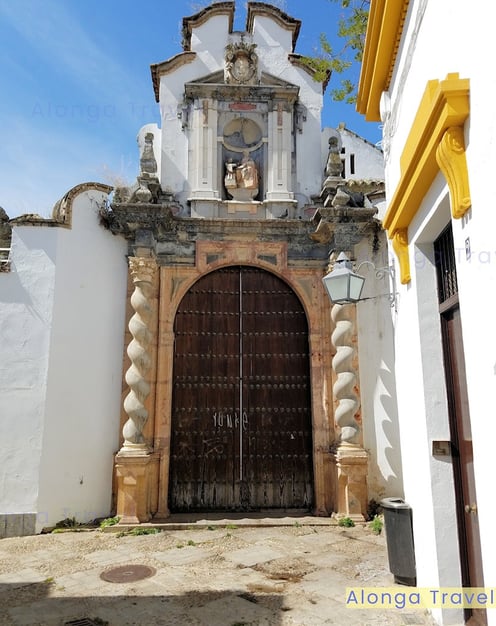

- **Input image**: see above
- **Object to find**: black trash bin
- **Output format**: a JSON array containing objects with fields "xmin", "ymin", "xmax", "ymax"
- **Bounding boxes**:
[{"xmin": 380, "ymin": 497, "xmax": 416, "ymax": 586}]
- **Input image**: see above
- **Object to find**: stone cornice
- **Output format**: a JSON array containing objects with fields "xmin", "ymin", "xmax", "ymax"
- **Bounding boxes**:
[
  {"xmin": 184, "ymin": 80, "xmax": 299, "ymax": 103},
  {"xmin": 150, "ymin": 51, "xmax": 197, "ymax": 103},
  {"xmin": 9, "ymin": 215, "xmax": 60, "ymax": 228},
  {"xmin": 310, "ymin": 206, "xmax": 379, "ymax": 247},
  {"xmin": 246, "ymin": 2, "xmax": 301, "ymax": 52},
  {"xmin": 106, "ymin": 201, "xmax": 333, "ymax": 266},
  {"xmin": 51, "ymin": 182, "xmax": 113, "ymax": 227},
  {"xmin": 357, "ymin": 0, "xmax": 410, "ymax": 121},
  {"xmin": 383, "ymin": 74, "xmax": 470, "ymax": 284},
  {"xmin": 10, "ymin": 182, "xmax": 112, "ymax": 230}
]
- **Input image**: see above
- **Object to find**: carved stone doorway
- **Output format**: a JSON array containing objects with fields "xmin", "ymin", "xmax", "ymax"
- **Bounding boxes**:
[{"xmin": 168, "ymin": 266, "xmax": 314, "ymax": 512}]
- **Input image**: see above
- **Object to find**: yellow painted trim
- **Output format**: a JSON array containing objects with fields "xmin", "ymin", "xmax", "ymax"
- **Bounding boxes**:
[
  {"xmin": 392, "ymin": 229, "xmax": 410, "ymax": 285},
  {"xmin": 436, "ymin": 126, "xmax": 471, "ymax": 219},
  {"xmin": 383, "ymin": 74, "xmax": 470, "ymax": 233},
  {"xmin": 357, "ymin": 0, "xmax": 410, "ymax": 121},
  {"xmin": 383, "ymin": 74, "xmax": 470, "ymax": 284}
]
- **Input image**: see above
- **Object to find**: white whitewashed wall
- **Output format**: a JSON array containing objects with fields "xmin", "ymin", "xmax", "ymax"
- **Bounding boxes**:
[{"xmin": 0, "ymin": 188, "xmax": 127, "ymax": 534}]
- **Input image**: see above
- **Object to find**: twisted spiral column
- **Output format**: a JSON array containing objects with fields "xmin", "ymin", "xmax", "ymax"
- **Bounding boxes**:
[
  {"xmin": 121, "ymin": 256, "xmax": 156, "ymax": 452},
  {"xmin": 331, "ymin": 302, "xmax": 360, "ymax": 445}
]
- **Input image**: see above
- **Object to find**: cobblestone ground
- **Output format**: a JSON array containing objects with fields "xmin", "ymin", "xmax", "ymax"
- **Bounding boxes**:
[{"xmin": 0, "ymin": 522, "xmax": 437, "ymax": 626}]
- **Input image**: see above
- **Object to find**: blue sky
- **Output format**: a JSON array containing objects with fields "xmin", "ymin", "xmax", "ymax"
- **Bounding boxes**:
[{"xmin": 0, "ymin": 0, "xmax": 382, "ymax": 218}]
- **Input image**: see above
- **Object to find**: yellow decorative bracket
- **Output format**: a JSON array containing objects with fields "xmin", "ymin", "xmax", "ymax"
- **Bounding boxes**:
[
  {"xmin": 392, "ymin": 229, "xmax": 410, "ymax": 285},
  {"xmin": 436, "ymin": 126, "xmax": 471, "ymax": 219},
  {"xmin": 382, "ymin": 73, "xmax": 470, "ymax": 284}
]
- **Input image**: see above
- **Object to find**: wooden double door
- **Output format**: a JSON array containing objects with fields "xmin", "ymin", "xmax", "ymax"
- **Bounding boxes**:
[{"xmin": 169, "ymin": 266, "xmax": 314, "ymax": 512}]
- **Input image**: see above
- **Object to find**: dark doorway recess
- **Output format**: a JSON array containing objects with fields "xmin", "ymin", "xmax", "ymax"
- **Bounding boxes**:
[
  {"xmin": 169, "ymin": 266, "xmax": 314, "ymax": 512},
  {"xmin": 436, "ymin": 224, "xmax": 486, "ymax": 626}
]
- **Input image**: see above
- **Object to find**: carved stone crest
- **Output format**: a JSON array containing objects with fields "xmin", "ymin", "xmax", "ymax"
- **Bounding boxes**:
[{"xmin": 225, "ymin": 42, "xmax": 258, "ymax": 85}]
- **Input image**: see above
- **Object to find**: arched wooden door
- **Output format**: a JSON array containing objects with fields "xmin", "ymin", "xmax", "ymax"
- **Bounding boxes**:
[{"xmin": 169, "ymin": 266, "xmax": 314, "ymax": 512}]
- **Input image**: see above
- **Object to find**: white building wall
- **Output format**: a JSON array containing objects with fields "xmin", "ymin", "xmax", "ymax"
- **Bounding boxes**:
[
  {"xmin": 0, "ymin": 188, "xmax": 128, "ymax": 534},
  {"xmin": 159, "ymin": 58, "xmax": 205, "ymax": 201},
  {"xmin": 380, "ymin": 1, "xmax": 496, "ymax": 622},
  {"xmin": 37, "ymin": 190, "xmax": 128, "ymax": 531},
  {"xmin": 354, "ymin": 239, "xmax": 403, "ymax": 502},
  {"xmin": 0, "ymin": 228, "xmax": 57, "ymax": 536},
  {"xmin": 251, "ymin": 17, "xmax": 323, "ymax": 202},
  {"xmin": 158, "ymin": 14, "xmax": 236, "ymax": 199}
]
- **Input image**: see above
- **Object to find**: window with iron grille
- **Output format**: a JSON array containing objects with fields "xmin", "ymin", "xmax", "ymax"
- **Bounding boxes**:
[{"xmin": 434, "ymin": 223, "xmax": 458, "ymax": 304}]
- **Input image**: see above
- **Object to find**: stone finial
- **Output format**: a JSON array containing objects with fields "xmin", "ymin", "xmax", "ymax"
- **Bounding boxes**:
[
  {"xmin": 113, "ymin": 132, "xmax": 161, "ymax": 205},
  {"xmin": 140, "ymin": 133, "xmax": 157, "ymax": 176},
  {"xmin": 326, "ymin": 136, "xmax": 343, "ymax": 178}
]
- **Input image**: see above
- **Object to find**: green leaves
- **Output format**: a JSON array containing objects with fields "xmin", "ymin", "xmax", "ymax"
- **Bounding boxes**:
[{"xmin": 304, "ymin": 0, "xmax": 370, "ymax": 103}]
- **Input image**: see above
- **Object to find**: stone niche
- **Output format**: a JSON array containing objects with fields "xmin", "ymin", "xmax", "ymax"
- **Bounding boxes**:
[{"xmin": 184, "ymin": 41, "xmax": 299, "ymax": 220}]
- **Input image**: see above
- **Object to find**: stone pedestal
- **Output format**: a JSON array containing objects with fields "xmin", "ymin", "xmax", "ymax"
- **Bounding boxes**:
[
  {"xmin": 331, "ymin": 443, "xmax": 368, "ymax": 521},
  {"xmin": 115, "ymin": 453, "xmax": 153, "ymax": 524}
]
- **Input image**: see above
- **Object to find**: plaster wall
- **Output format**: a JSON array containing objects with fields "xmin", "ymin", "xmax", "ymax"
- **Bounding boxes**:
[
  {"xmin": 381, "ymin": 2, "xmax": 496, "ymax": 619},
  {"xmin": 36, "ymin": 191, "xmax": 128, "ymax": 530},
  {"xmin": 354, "ymin": 239, "xmax": 403, "ymax": 502},
  {"xmin": 159, "ymin": 57, "xmax": 207, "ymax": 200},
  {"xmin": 389, "ymin": 151, "xmax": 496, "ymax": 625},
  {"xmin": 0, "ymin": 188, "xmax": 127, "ymax": 535},
  {"xmin": 249, "ymin": 14, "xmax": 294, "ymax": 57},
  {"xmin": 390, "ymin": 277, "xmax": 442, "ymax": 592},
  {"xmin": 159, "ymin": 15, "xmax": 241, "ymax": 197},
  {"xmin": 384, "ymin": 0, "xmax": 496, "ymax": 191},
  {"xmin": 189, "ymin": 14, "xmax": 234, "ymax": 59},
  {"xmin": 251, "ymin": 19, "xmax": 323, "ymax": 201},
  {"xmin": 0, "ymin": 228, "xmax": 57, "ymax": 535}
]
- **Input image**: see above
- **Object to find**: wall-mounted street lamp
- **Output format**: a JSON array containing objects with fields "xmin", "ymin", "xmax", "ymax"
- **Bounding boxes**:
[
  {"xmin": 322, "ymin": 252, "xmax": 365, "ymax": 304},
  {"xmin": 322, "ymin": 252, "xmax": 397, "ymax": 310}
]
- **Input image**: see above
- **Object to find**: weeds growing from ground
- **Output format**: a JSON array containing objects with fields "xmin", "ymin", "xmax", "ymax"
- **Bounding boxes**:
[{"xmin": 369, "ymin": 515, "xmax": 383, "ymax": 535}]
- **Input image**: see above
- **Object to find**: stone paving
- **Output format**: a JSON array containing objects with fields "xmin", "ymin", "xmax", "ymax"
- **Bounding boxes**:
[{"xmin": 0, "ymin": 517, "xmax": 437, "ymax": 626}]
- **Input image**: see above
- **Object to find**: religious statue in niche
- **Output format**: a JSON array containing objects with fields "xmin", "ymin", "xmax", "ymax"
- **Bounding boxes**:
[
  {"xmin": 224, "ymin": 150, "xmax": 259, "ymax": 201},
  {"xmin": 222, "ymin": 115, "xmax": 263, "ymax": 202},
  {"xmin": 224, "ymin": 41, "xmax": 258, "ymax": 85}
]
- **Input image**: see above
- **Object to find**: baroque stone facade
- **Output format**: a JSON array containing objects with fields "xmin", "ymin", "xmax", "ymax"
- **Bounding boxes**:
[
  {"xmin": 0, "ymin": 2, "xmax": 386, "ymax": 537},
  {"xmin": 106, "ymin": 2, "xmax": 385, "ymax": 523}
]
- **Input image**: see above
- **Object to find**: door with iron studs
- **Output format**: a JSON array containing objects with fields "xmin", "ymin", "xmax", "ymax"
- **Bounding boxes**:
[{"xmin": 169, "ymin": 266, "xmax": 314, "ymax": 512}]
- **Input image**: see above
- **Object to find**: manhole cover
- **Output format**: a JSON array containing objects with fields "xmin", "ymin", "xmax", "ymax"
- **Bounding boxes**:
[{"xmin": 100, "ymin": 564, "xmax": 156, "ymax": 583}]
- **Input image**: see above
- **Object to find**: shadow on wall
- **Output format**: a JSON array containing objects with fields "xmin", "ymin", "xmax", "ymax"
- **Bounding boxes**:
[
  {"xmin": 357, "ymin": 248, "xmax": 404, "ymax": 502},
  {"xmin": 378, "ymin": 360, "xmax": 404, "ymax": 498},
  {"xmin": 0, "ymin": 270, "xmax": 33, "ymax": 306}
]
